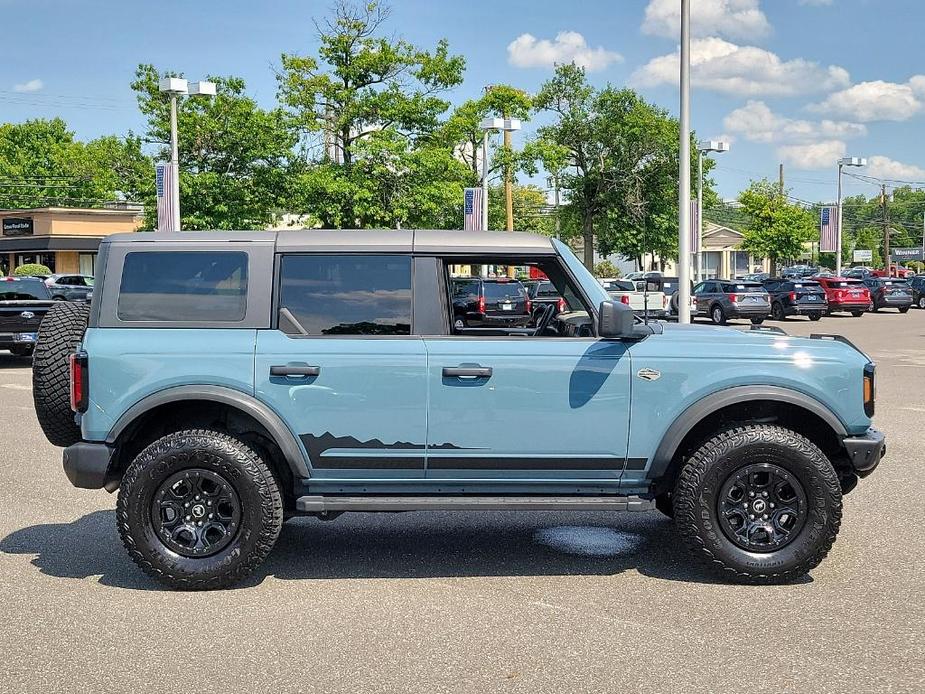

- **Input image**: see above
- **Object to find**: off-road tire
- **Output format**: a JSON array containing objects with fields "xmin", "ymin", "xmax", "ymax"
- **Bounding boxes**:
[
  {"xmin": 673, "ymin": 423, "xmax": 842, "ymax": 584},
  {"xmin": 669, "ymin": 291, "xmax": 680, "ymax": 315},
  {"xmin": 32, "ymin": 302, "xmax": 90, "ymax": 447},
  {"xmin": 117, "ymin": 429, "xmax": 283, "ymax": 590}
]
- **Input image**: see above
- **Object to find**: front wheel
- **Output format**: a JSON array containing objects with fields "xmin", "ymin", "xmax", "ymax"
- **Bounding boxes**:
[
  {"xmin": 711, "ymin": 305, "xmax": 727, "ymax": 325},
  {"xmin": 117, "ymin": 429, "xmax": 283, "ymax": 590},
  {"xmin": 673, "ymin": 424, "xmax": 842, "ymax": 583}
]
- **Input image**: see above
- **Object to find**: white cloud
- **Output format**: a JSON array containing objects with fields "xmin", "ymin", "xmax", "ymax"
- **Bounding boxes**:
[
  {"xmin": 724, "ymin": 100, "xmax": 866, "ymax": 144},
  {"xmin": 630, "ymin": 38, "xmax": 850, "ymax": 97},
  {"xmin": 642, "ymin": 0, "xmax": 770, "ymax": 41},
  {"xmin": 507, "ymin": 31, "xmax": 622, "ymax": 72},
  {"xmin": 865, "ymin": 155, "xmax": 925, "ymax": 181},
  {"xmin": 778, "ymin": 140, "xmax": 847, "ymax": 170},
  {"xmin": 810, "ymin": 77, "xmax": 925, "ymax": 121},
  {"xmin": 13, "ymin": 78, "xmax": 43, "ymax": 93}
]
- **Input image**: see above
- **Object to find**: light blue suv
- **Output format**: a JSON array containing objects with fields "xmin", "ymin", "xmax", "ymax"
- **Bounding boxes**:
[{"xmin": 31, "ymin": 230, "xmax": 885, "ymax": 589}]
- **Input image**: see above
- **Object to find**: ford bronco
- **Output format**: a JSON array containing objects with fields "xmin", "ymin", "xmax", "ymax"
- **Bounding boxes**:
[{"xmin": 31, "ymin": 230, "xmax": 884, "ymax": 589}]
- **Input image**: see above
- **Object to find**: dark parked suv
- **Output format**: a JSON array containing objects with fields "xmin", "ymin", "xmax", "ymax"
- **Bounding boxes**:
[
  {"xmin": 451, "ymin": 277, "xmax": 531, "ymax": 329},
  {"xmin": 762, "ymin": 278, "xmax": 827, "ymax": 321},
  {"xmin": 863, "ymin": 277, "xmax": 913, "ymax": 313},
  {"xmin": 693, "ymin": 279, "xmax": 770, "ymax": 325},
  {"xmin": 909, "ymin": 275, "xmax": 925, "ymax": 309}
]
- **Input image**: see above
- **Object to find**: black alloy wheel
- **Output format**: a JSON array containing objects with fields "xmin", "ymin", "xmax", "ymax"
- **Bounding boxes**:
[
  {"xmin": 771, "ymin": 302, "xmax": 785, "ymax": 321},
  {"xmin": 151, "ymin": 469, "xmax": 242, "ymax": 558},
  {"xmin": 717, "ymin": 463, "xmax": 807, "ymax": 552}
]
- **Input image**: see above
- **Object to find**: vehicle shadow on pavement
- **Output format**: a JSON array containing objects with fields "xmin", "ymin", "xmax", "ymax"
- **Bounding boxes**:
[
  {"xmin": 0, "ymin": 510, "xmax": 810, "ymax": 589},
  {"xmin": 0, "ymin": 355, "xmax": 33, "ymax": 369}
]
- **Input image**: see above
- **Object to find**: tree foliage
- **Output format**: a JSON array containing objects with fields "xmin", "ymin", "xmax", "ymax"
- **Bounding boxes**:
[
  {"xmin": 0, "ymin": 118, "xmax": 148, "ymax": 209},
  {"xmin": 530, "ymin": 63, "xmax": 713, "ymax": 269},
  {"xmin": 840, "ymin": 186, "xmax": 925, "ymax": 267},
  {"xmin": 487, "ymin": 183, "xmax": 552, "ymax": 234},
  {"xmin": 738, "ymin": 180, "xmax": 815, "ymax": 272}
]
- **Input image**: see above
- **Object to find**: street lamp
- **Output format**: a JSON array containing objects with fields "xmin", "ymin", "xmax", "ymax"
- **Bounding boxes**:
[
  {"xmin": 478, "ymin": 117, "xmax": 521, "ymax": 232},
  {"xmin": 158, "ymin": 77, "xmax": 216, "ymax": 230},
  {"xmin": 835, "ymin": 156, "xmax": 866, "ymax": 276},
  {"xmin": 696, "ymin": 140, "xmax": 730, "ymax": 282}
]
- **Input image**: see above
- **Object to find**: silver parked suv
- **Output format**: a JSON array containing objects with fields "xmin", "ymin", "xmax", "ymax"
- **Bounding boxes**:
[{"xmin": 693, "ymin": 279, "xmax": 771, "ymax": 325}]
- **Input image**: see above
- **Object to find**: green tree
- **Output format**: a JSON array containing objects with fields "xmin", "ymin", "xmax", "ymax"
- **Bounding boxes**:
[
  {"xmin": 0, "ymin": 118, "xmax": 148, "ymax": 209},
  {"xmin": 840, "ymin": 186, "xmax": 925, "ymax": 268},
  {"xmin": 530, "ymin": 63, "xmax": 713, "ymax": 269},
  {"xmin": 738, "ymin": 180, "xmax": 815, "ymax": 274},
  {"xmin": 277, "ymin": 1, "xmax": 466, "ymax": 228},
  {"xmin": 486, "ymin": 183, "xmax": 552, "ymax": 233},
  {"xmin": 132, "ymin": 64, "xmax": 297, "ymax": 230},
  {"xmin": 593, "ymin": 260, "xmax": 620, "ymax": 278}
]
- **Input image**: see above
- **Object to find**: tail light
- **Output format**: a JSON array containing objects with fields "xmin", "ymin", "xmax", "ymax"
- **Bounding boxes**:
[
  {"xmin": 69, "ymin": 351, "xmax": 89, "ymax": 413},
  {"xmin": 789, "ymin": 291, "xmax": 797, "ymax": 302},
  {"xmin": 525, "ymin": 298, "xmax": 532, "ymax": 315},
  {"xmin": 477, "ymin": 295, "xmax": 485, "ymax": 314},
  {"xmin": 727, "ymin": 293, "xmax": 741, "ymax": 302},
  {"xmin": 863, "ymin": 363, "xmax": 875, "ymax": 417},
  {"xmin": 557, "ymin": 297, "xmax": 566, "ymax": 312},
  {"xmin": 619, "ymin": 295, "xmax": 631, "ymax": 305}
]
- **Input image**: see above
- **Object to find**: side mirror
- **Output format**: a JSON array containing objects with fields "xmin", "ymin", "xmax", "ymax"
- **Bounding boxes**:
[{"xmin": 598, "ymin": 300, "xmax": 635, "ymax": 338}]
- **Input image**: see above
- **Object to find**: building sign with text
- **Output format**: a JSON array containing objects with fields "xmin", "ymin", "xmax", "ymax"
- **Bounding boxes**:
[
  {"xmin": 890, "ymin": 247, "xmax": 924, "ymax": 262},
  {"xmin": 2, "ymin": 217, "xmax": 34, "ymax": 237}
]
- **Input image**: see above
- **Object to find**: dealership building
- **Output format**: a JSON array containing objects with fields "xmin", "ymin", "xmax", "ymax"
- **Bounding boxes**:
[{"xmin": 0, "ymin": 205, "xmax": 143, "ymax": 276}]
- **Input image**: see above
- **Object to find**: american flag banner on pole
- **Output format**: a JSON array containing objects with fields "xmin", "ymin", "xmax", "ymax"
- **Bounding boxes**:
[
  {"xmin": 690, "ymin": 198, "xmax": 701, "ymax": 253},
  {"xmin": 155, "ymin": 162, "xmax": 178, "ymax": 232},
  {"xmin": 819, "ymin": 205, "xmax": 838, "ymax": 252},
  {"xmin": 463, "ymin": 187, "xmax": 483, "ymax": 230}
]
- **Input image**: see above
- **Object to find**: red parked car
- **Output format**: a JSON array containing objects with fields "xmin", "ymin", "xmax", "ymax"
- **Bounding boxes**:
[{"xmin": 815, "ymin": 276, "xmax": 871, "ymax": 317}]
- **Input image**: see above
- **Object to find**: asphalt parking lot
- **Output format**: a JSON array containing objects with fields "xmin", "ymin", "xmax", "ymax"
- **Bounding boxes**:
[{"xmin": 1, "ymin": 311, "xmax": 922, "ymax": 693}]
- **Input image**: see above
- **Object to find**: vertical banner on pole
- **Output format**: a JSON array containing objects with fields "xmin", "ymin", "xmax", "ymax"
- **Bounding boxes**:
[
  {"xmin": 463, "ymin": 187, "xmax": 483, "ymax": 230},
  {"xmin": 690, "ymin": 198, "xmax": 701, "ymax": 253},
  {"xmin": 155, "ymin": 162, "xmax": 178, "ymax": 232},
  {"xmin": 819, "ymin": 205, "xmax": 839, "ymax": 253}
]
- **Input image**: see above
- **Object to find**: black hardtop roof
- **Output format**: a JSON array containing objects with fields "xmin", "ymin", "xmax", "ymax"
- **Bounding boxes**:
[{"xmin": 103, "ymin": 229, "xmax": 557, "ymax": 255}]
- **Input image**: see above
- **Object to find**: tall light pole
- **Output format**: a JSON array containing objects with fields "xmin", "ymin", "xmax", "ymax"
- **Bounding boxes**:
[
  {"xmin": 677, "ymin": 0, "xmax": 692, "ymax": 323},
  {"xmin": 158, "ymin": 77, "xmax": 216, "ymax": 231},
  {"xmin": 478, "ymin": 117, "xmax": 502, "ymax": 231},
  {"xmin": 835, "ymin": 156, "xmax": 866, "ymax": 276},
  {"xmin": 696, "ymin": 140, "xmax": 730, "ymax": 281}
]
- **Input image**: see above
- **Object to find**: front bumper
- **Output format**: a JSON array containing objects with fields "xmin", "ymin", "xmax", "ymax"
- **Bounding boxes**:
[
  {"xmin": 842, "ymin": 427, "xmax": 885, "ymax": 477},
  {"xmin": 63, "ymin": 441, "xmax": 118, "ymax": 491}
]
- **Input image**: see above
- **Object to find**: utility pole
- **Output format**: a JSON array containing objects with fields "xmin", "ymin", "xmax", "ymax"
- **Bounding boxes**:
[
  {"xmin": 549, "ymin": 174, "xmax": 561, "ymax": 239},
  {"xmin": 779, "ymin": 163, "xmax": 784, "ymax": 196},
  {"xmin": 881, "ymin": 184, "xmax": 890, "ymax": 274},
  {"xmin": 503, "ymin": 114, "xmax": 514, "ymax": 231},
  {"xmin": 677, "ymin": 0, "xmax": 692, "ymax": 324}
]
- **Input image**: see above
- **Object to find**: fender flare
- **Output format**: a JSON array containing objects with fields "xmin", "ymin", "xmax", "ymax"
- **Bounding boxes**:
[
  {"xmin": 649, "ymin": 385, "xmax": 848, "ymax": 480},
  {"xmin": 106, "ymin": 385, "xmax": 309, "ymax": 478}
]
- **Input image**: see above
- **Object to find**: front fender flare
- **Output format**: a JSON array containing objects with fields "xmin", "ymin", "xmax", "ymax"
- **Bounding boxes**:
[
  {"xmin": 106, "ymin": 385, "xmax": 309, "ymax": 478},
  {"xmin": 649, "ymin": 385, "xmax": 848, "ymax": 480}
]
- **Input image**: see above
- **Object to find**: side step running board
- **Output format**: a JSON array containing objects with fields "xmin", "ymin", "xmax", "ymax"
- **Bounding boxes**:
[{"xmin": 295, "ymin": 495, "xmax": 654, "ymax": 513}]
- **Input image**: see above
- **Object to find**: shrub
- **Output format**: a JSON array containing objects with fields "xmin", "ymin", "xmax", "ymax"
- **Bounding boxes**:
[
  {"xmin": 593, "ymin": 260, "xmax": 620, "ymax": 278},
  {"xmin": 13, "ymin": 263, "xmax": 52, "ymax": 277}
]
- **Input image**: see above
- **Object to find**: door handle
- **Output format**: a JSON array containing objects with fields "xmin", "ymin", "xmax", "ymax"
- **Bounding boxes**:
[
  {"xmin": 270, "ymin": 364, "xmax": 320, "ymax": 378},
  {"xmin": 442, "ymin": 366, "xmax": 492, "ymax": 378}
]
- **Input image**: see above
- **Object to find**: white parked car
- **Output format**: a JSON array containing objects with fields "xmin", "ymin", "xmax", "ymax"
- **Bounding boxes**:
[{"xmin": 599, "ymin": 278, "xmax": 666, "ymax": 318}]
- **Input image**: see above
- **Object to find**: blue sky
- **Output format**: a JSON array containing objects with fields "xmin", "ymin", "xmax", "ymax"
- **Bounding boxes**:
[{"xmin": 3, "ymin": 0, "xmax": 924, "ymax": 203}]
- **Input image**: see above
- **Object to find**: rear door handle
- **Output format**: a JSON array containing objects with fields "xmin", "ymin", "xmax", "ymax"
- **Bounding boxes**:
[
  {"xmin": 442, "ymin": 366, "xmax": 492, "ymax": 378},
  {"xmin": 270, "ymin": 364, "xmax": 320, "ymax": 378}
]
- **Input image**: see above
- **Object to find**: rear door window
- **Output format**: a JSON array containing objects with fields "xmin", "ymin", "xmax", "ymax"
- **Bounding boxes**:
[
  {"xmin": 278, "ymin": 255, "xmax": 412, "ymax": 335},
  {"xmin": 118, "ymin": 251, "xmax": 248, "ymax": 322}
]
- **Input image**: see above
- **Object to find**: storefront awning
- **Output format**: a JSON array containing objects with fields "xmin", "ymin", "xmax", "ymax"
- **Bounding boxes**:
[{"xmin": 0, "ymin": 236, "xmax": 103, "ymax": 252}]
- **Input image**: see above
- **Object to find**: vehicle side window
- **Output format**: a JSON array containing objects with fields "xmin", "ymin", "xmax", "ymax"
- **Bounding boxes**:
[
  {"xmin": 118, "ymin": 251, "xmax": 248, "ymax": 322},
  {"xmin": 277, "ymin": 254, "xmax": 411, "ymax": 336},
  {"xmin": 764, "ymin": 281, "xmax": 779, "ymax": 292},
  {"xmin": 692, "ymin": 282, "xmax": 705, "ymax": 294}
]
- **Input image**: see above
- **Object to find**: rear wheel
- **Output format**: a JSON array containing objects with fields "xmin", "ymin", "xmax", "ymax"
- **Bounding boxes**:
[
  {"xmin": 750, "ymin": 316, "xmax": 765, "ymax": 325},
  {"xmin": 808, "ymin": 312, "xmax": 822, "ymax": 321},
  {"xmin": 918, "ymin": 296, "xmax": 925, "ymax": 309},
  {"xmin": 851, "ymin": 311, "xmax": 864, "ymax": 317},
  {"xmin": 711, "ymin": 305, "xmax": 726, "ymax": 325},
  {"xmin": 32, "ymin": 302, "xmax": 90, "ymax": 447},
  {"xmin": 899, "ymin": 306, "xmax": 910, "ymax": 314},
  {"xmin": 673, "ymin": 424, "xmax": 841, "ymax": 583},
  {"xmin": 770, "ymin": 302, "xmax": 785, "ymax": 321},
  {"xmin": 117, "ymin": 429, "xmax": 283, "ymax": 590}
]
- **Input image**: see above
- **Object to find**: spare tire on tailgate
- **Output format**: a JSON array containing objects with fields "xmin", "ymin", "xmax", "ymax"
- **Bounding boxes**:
[{"xmin": 33, "ymin": 302, "xmax": 90, "ymax": 447}]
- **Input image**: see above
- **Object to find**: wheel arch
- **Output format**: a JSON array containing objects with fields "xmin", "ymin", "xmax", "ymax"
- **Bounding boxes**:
[
  {"xmin": 106, "ymin": 385, "xmax": 309, "ymax": 480},
  {"xmin": 650, "ymin": 386, "xmax": 848, "ymax": 487}
]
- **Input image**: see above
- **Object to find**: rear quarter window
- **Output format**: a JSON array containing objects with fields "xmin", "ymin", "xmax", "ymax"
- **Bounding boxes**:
[{"xmin": 117, "ymin": 251, "xmax": 248, "ymax": 322}]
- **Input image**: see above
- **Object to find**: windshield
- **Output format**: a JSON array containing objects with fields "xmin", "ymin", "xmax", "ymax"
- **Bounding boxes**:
[
  {"xmin": 0, "ymin": 279, "xmax": 50, "ymax": 300},
  {"xmin": 552, "ymin": 238, "xmax": 610, "ymax": 307}
]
